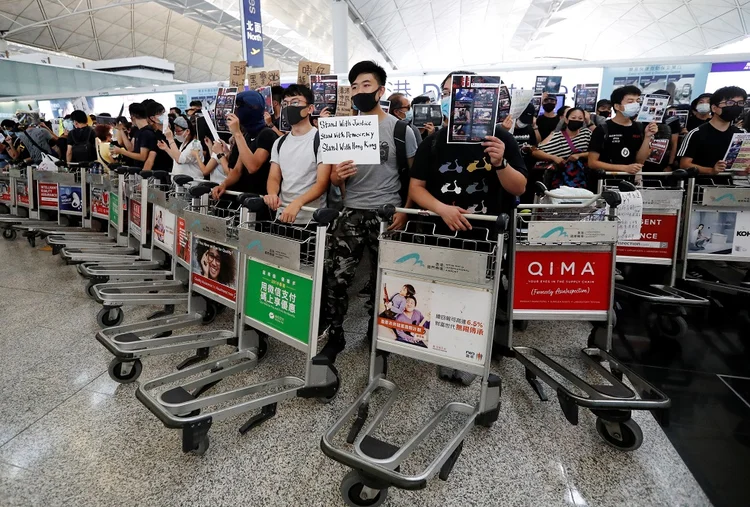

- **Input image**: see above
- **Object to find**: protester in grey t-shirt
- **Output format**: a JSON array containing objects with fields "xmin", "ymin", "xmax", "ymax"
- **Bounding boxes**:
[
  {"xmin": 318, "ymin": 60, "xmax": 417, "ymax": 365},
  {"xmin": 16, "ymin": 126, "xmax": 54, "ymax": 164}
]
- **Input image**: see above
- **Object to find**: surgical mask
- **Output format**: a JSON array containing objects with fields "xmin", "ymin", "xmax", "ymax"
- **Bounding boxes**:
[
  {"xmin": 158, "ymin": 113, "xmax": 168, "ymax": 126},
  {"xmin": 441, "ymin": 96, "xmax": 451, "ymax": 118},
  {"xmin": 175, "ymin": 134, "xmax": 186, "ymax": 143},
  {"xmin": 719, "ymin": 105, "xmax": 743, "ymax": 122},
  {"xmin": 112, "ymin": 128, "xmax": 118, "ymax": 139},
  {"xmin": 620, "ymin": 103, "xmax": 640, "ymax": 118},
  {"xmin": 63, "ymin": 120, "xmax": 74, "ymax": 131},
  {"xmin": 542, "ymin": 102, "xmax": 556, "ymax": 113},
  {"xmin": 352, "ymin": 90, "xmax": 380, "ymax": 113},
  {"xmin": 405, "ymin": 109, "xmax": 413, "ymax": 122},
  {"xmin": 567, "ymin": 120, "xmax": 584, "ymax": 131},
  {"xmin": 285, "ymin": 105, "xmax": 308, "ymax": 126},
  {"xmin": 696, "ymin": 103, "xmax": 711, "ymax": 115}
]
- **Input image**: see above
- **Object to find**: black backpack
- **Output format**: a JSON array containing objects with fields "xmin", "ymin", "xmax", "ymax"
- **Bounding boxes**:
[
  {"xmin": 71, "ymin": 128, "xmax": 95, "ymax": 163},
  {"xmin": 394, "ymin": 119, "xmax": 410, "ymax": 205}
]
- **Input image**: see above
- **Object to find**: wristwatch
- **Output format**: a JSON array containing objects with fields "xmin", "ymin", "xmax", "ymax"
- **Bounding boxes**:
[
  {"xmin": 497, "ymin": 158, "xmax": 508, "ymax": 170},
  {"xmin": 216, "ymin": 153, "xmax": 225, "ymax": 160}
]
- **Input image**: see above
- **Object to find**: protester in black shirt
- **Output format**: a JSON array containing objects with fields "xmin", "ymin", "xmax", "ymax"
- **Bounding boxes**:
[
  {"xmin": 537, "ymin": 92, "xmax": 560, "ymax": 141},
  {"xmin": 686, "ymin": 93, "xmax": 712, "ymax": 132},
  {"xmin": 186, "ymin": 100, "xmax": 203, "ymax": 117},
  {"xmin": 588, "ymin": 85, "xmax": 658, "ymax": 174},
  {"xmin": 678, "ymin": 86, "xmax": 748, "ymax": 175},
  {"xmin": 591, "ymin": 99, "xmax": 612, "ymax": 130},
  {"xmin": 643, "ymin": 106, "xmax": 683, "ymax": 172},
  {"xmin": 112, "ymin": 103, "xmax": 151, "ymax": 168},
  {"xmin": 141, "ymin": 100, "xmax": 175, "ymax": 172},
  {"xmin": 212, "ymin": 90, "xmax": 278, "ymax": 198},
  {"xmin": 66, "ymin": 110, "xmax": 96, "ymax": 164}
]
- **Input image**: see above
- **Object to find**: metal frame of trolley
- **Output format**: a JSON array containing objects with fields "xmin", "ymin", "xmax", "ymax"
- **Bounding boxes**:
[
  {"xmin": 595, "ymin": 170, "xmax": 707, "ymax": 339},
  {"xmin": 321, "ymin": 205, "xmax": 505, "ymax": 507},
  {"xmin": 502, "ymin": 188, "xmax": 670, "ymax": 452},
  {"xmin": 136, "ymin": 196, "xmax": 340, "ymax": 456}
]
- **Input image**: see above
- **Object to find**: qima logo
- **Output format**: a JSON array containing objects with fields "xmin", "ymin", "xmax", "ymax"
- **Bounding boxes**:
[
  {"xmin": 395, "ymin": 253, "xmax": 425, "ymax": 267},
  {"xmin": 712, "ymin": 193, "xmax": 737, "ymax": 203},
  {"xmin": 541, "ymin": 226, "xmax": 568, "ymax": 238}
]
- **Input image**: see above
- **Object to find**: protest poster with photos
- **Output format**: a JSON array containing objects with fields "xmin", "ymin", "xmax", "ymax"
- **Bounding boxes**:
[
  {"xmin": 646, "ymin": 138, "xmax": 669, "ymax": 165},
  {"xmin": 310, "ymin": 74, "xmax": 338, "ymax": 116},
  {"xmin": 336, "ymin": 85, "xmax": 352, "ymax": 116},
  {"xmin": 666, "ymin": 109, "xmax": 689, "ymax": 129},
  {"xmin": 447, "ymin": 74, "xmax": 501, "ymax": 144},
  {"xmin": 574, "ymin": 84, "xmax": 599, "ymax": 112},
  {"xmin": 229, "ymin": 61, "xmax": 246, "ymax": 88},
  {"xmin": 412, "ymin": 104, "xmax": 443, "ymax": 128},
  {"xmin": 191, "ymin": 236, "xmax": 239, "ymax": 302},
  {"xmin": 636, "ymin": 94, "xmax": 670, "ymax": 123},
  {"xmin": 247, "ymin": 70, "xmax": 281, "ymax": 89},
  {"xmin": 535, "ymin": 76, "xmax": 562, "ymax": 94},
  {"xmin": 376, "ymin": 274, "xmax": 492, "ymax": 365},
  {"xmin": 297, "ymin": 61, "xmax": 330, "ymax": 85},
  {"xmin": 496, "ymin": 85, "xmax": 511, "ymax": 121},
  {"xmin": 258, "ymin": 86, "xmax": 274, "ymax": 115},
  {"xmin": 214, "ymin": 87, "xmax": 238, "ymax": 133},
  {"xmin": 722, "ymin": 133, "xmax": 750, "ymax": 171},
  {"xmin": 379, "ymin": 100, "xmax": 391, "ymax": 114}
]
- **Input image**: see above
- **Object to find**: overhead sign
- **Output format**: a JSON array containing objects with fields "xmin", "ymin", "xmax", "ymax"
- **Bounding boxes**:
[{"xmin": 241, "ymin": 0, "xmax": 264, "ymax": 68}]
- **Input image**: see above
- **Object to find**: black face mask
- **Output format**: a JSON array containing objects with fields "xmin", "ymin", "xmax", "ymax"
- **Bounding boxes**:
[
  {"xmin": 719, "ymin": 105, "xmax": 743, "ymax": 122},
  {"xmin": 352, "ymin": 90, "xmax": 380, "ymax": 113},
  {"xmin": 542, "ymin": 102, "xmax": 556, "ymax": 113},
  {"xmin": 567, "ymin": 120, "xmax": 584, "ymax": 131},
  {"xmin": 285, "ymin": 105, "xmax": 308, "ymax": 126},
  {"xmin": 597, "ymin": 110, "xmax": 610, "ymax": 118}
]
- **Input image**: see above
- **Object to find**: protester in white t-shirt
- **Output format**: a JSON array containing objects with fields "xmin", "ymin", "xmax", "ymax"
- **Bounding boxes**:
[
  {"xmin": 157, "ymin": 116, "xmax": 203, "ymax": 179},
  {"xmin": 263, "ymin": 84, "xmax": 332, "ymax": 223}
]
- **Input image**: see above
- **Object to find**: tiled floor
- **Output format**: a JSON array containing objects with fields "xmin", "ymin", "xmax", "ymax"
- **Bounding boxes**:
[{"xmin": 0, "ymin": 236, "xmax": 712, "ymax": 506}]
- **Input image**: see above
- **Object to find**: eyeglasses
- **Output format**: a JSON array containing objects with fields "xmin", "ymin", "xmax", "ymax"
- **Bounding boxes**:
[
  {"xmin": 719, "ymin": 100, "xmax": 746, "ymax": 107},
  {"xmin": 206, "ymin": 251, "xmax": 221, "ymax": 263},
  {"xmin": 282, "ymin": 100, "xmax": 308, "ymax": 107}
]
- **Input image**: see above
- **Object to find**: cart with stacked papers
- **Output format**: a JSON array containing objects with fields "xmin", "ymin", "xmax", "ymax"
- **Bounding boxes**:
[
  {"xmin": 595, "ymin": 170, "xmax": 708, "ymax": 339},
  {"xmin": 503, "ymin": 187, "xmax": 670, "ymax": 452},
  {"xmin": 136, "ymin": 197, "xmax": 340, "ymax": 455},
  {"xmin": 321, "ymin": 205, "xmax": 504, "ymax": 507},
  {"xmin": 680, "ymin": 173, "xmax": 750, "ymax": 327},
  {"xmin": 95, "ymin": 179, "xmax": 236, "ymax": 383}
]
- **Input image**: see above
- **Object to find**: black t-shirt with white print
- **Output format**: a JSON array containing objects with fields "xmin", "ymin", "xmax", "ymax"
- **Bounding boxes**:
[
  {"xmin": 588, "ymin": 119, "xmax": 644, "ymax": 165},
  {"xmin": 410, "ymin": 125, "xmax": 527, "ymax": 216}
]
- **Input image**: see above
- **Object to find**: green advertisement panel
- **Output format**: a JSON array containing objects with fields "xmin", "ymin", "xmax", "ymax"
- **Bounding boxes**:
[
  {"xmin": 245, "ymin": 259, "xmax": 312, "ymax": 344},
  {"xmin": 109, "ymin": 191, "xmax": 119, "ymax": 224}
]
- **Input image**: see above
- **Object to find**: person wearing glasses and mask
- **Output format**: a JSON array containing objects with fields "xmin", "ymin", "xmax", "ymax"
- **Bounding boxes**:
[
  {"xmin": 678, "ymin": 86, "xmax": 748, "ymax": 176},
  {"xmin": 263, "ymin": 85, "xmax": 332, "ymax": 224},
  {"xmin": 388, "ymin": 92, "xmax": 423, "ymax": 146}
]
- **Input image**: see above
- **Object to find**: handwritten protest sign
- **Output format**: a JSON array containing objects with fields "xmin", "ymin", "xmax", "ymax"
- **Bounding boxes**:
[
  {"xmin": 229, "ymin": 61, "xmax": 246, "ymax": 87},
  {"xmin": 247, "ymin": 70, "xmax": 281, "ymax": 89},
  {"xmin": 298, "ymin": 61, "xmax": 331, "ymax": 85},
  {"xmin": 336, "ymin": 85, "xmax": 352, "ymax": 116},
  {"xmin": 318, "ymin": 116, "xmax": 380, "ymax": 165}
]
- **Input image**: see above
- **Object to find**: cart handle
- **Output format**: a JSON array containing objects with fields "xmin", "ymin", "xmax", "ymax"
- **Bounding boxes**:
[
  {"xmin": 376, "ymin": 204, "xmax": 509, "ymax": 230},
  {"xmin": 172, "ymin": 175, "xmax": 193, "ymax": 186},
  {"xmin": 530, "ymin": 183, "xmax": 621, "ymax": 208},
  {"xmin": 240, "ymin": 194, "xmax": 340, "ymax": 226},
  {"xmin": 596, "ymin": 168, "xmax": 692, "ymax": 180},
  {"xmin": 126, "ymin": 166, "xmax": 141, "ymax": 175}
]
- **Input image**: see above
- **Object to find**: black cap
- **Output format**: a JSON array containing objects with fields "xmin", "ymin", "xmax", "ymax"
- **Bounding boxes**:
[
  {"xmin": 690, "ymin": 93, "xmax": 712, "ymax": 111},
  {"xmin": 519, "ymin": 103, "xmax": 535, "ymax": 124}
]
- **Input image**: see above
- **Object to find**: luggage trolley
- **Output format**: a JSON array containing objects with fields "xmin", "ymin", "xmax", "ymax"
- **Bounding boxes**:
[
  {"xmin": 89, "ymin": 178, "xmax": 213, "ymax": 328},
  {"xmin": 0, "ymin": 166, "xmax": 11, "ymax": 215},
  {"xmin": 321, "ymin": 206, "xmax": 505, "ymax": 506},
  {"xmin": 135, "ymin": 198, "xmax": 340, "ymax": 455},
  {"xmin": 680, "ymin": 173, "xmax": 750, "ymax": 327},
  {"xmin": 1, "ymin": 163, "xmax": 61, "ymax": 239},
  {"xmin": 95, "ymin": 178, "xmax": 235, "ymax": 383},
  {"xmin": 596, "ymin": 171, "xmax": 708, "ymax": 338},
  {"xmin": 504, "ymin": 188, "xmax": 670, "ymax": 452}
]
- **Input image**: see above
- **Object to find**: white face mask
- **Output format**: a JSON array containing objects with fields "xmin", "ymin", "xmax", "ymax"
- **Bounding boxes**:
[
  {"xmin": 175, "ymin": 134, "xmax": 186, "ymax": 143},
  {"xmin": 696, "ymin": 103, "xmax": 711, "ymax": 115},
  {"xmin": 620, "ymin": 102, "xmax": 640, "ymax": 118}
]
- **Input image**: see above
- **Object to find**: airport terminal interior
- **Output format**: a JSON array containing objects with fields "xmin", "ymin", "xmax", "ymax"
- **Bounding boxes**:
[{"xmin": 1, "ymin": 1, "xmax": 750, "ymax": 506}]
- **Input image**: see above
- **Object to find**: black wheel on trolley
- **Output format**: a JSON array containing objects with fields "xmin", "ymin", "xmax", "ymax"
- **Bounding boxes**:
[
  {"xmin": 3, "ymin": 228, "xmax": 17, "ymax": 241},
  {"xmin": 201, "ymin": 300, "xmax": 225, "ymax": 324},
  {"xmin": 595, "ymin": 417, "xmax": 643, "ymax": 452},
  {"xmin": 257, "ymin": 332, "xmax": 269, "ymax": 361},
  {"xmin": 86, "ymin": 280, "xmax": 100, "ymax": 299},
  {"xmin": 318, "ymin": 364, "xmax": 340, "ymax": 404},
  {"xmin": 107, "ymin": 358, "xmax": 143, "ymax": 383},
  {"xmin": 647, "ymin": 312, "xmax": 688, "ymax": 339},
  {"xmin": 340, "ymin": 470, "xmax": 388, "ymax": 507},
  {"xmin": 189, "ymin": 435, "xmax": 209, "ymax": 456},
  {"xmin": 97, "ymin": 306, "xmax": 124, "ymax": 328}
]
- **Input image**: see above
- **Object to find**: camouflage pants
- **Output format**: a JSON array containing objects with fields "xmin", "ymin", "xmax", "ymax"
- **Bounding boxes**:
[{"xmin": 323, "ymin": 208, "xmax": 380, "ymax": 330}]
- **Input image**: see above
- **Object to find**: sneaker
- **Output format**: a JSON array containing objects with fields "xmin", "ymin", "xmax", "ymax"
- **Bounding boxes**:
[
  {"xmin": 318, "ymin": 327, "xmax": 346, "ymax": 363},
  {"xmin": 614, "ymin": 268, "xmax": 624, "ymax": 282},
  {"xmin": 358, "ymin": 280, "xmax": 372, "ymax": 298}
]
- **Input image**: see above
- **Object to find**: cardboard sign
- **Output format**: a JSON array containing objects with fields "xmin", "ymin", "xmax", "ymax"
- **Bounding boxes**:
[
  {"xmin": 336, "ymin": 85, "xmax": 352, "ymax": 117},
  {"xmin": 513, "ymin": 250, "xmax": 613, "ymax": 311},
  {"xmin": 39, "ymin": 182, "xmax": 58, "ymax": 208},
  {"xmin": 297, "ymin": 61, "xmax": 330, "ymax": 85},
  {"xmin": 230, "ymin": 61, "xmax": 246, "ymax": 88},
  {"xmin": 617, "ymin": 214, "xmax": 678, "ymax": 259},
  {"xmin": 318, "ymin": 116, "xmax": 380, "ymax": 165},
  {"xmin": 247, "ymin": 70, "xmax": 281, "ymax": 89}
]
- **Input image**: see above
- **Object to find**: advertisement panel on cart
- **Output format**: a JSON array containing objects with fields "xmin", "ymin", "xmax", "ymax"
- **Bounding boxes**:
[
  {"xmin": 153, "ymin": 205, "xmax": 176, "ymax": 253},
  {"xmin": 513, "ymin": 250, "xmax": 613, "ymax": 312},
  {"xmin": 0, "ymin": 180, "xmax": 10, "ymax": 202},
  {"xmin": 91, "ymin": 187, "xmax": 109, "ymax": 218},
  {"xmin": 191, "ymin": 236, "xmax": 238, "ymax": 302},
  {"xmin": 16, "ymin": 180, "xmax": 29, "ymax": 205},
  {"xmin": 376, "ymin": 273, "xmax": 492, "ymax": 366},
  {"xmin": 617, "ymin": 214, "xmax": 678, "ymax": 260},
  {"xmin": 176, "ymin": 217, "xmax": 190, "ymax": 265},
  {"xmin": 38, "ymin": 183, "xmax": 58, "ymax": 208},
  {"xmin": 244, "ymin": 260, "xmax": 312, "ymax": 344},
  {"xmin": 687, "ymin": 210, "xmax": 750, "ymax": 259},
  {"xmin": 130, "ymin": 199, "xmax": 142, "ymax": 238},
  {"xmin": 58, "ymin": 185, "xmax": 82, "ymax": 214}
]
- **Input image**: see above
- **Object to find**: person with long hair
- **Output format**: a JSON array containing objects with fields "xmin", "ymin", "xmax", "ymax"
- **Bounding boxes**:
[
  {"xmin": 157, "ymin": 116, "xmax": 203, "ymax": 179},
  {"xmin": 195, "ymin": 241, "xmax": 236, "ymax": 287},
  {"xmin": 532, "ymin": 107, "xmax": 592, "ymax": 188}
]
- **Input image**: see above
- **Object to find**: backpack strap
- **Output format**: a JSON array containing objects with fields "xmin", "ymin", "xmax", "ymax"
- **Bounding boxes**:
[
  {"xmin": 313, "ymin": 130, "xmax": 320, "ymax": 163},
  {"xmin": 394, "ymin": 120, "xmax": 409, "ymax": 205}
]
